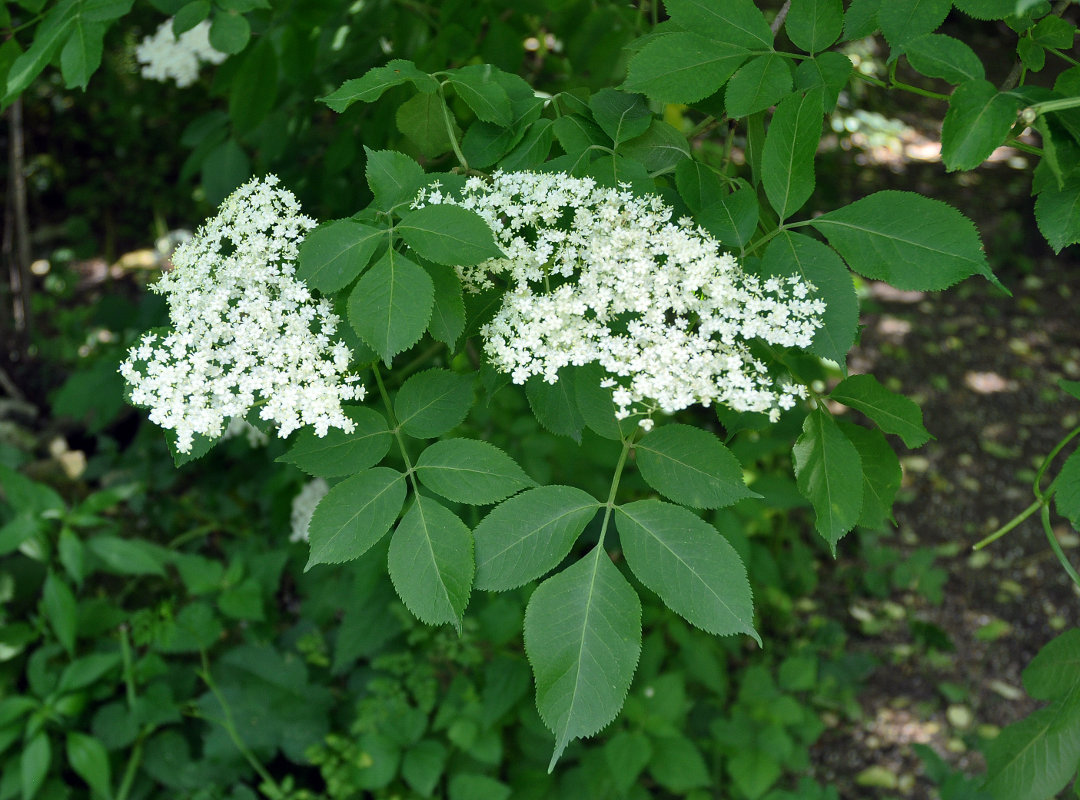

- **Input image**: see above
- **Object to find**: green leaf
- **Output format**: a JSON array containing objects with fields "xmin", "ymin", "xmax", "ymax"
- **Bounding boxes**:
[
  {"xmin": 761, "ymin": 232, "xmax": 857, "ymax": 367},
  {"xmin": 228, "ymin": 37, "xmax": 276, "ymax": 134},
  {"xmin": 840, "ymin": 422, "xmax": 902, "ymax": 530},
  {"xmin": 794, "ymin": 52, "xmax": 853, "ymax": 111},
  {"xmin": 524, "ymin": 546, "xmax": 641, "ymax": 769},
  {"xmin": 395, "ymin": 369, "xmax": 473, "ymax": 439},
  {"xmin": 675, "ymin": 159, "xmax": 727, "ymax": 214},
  {"xmin": 279, "ymin": 408, "xmax": 391, "ymax": 477},
  {"xmin": 365, "ymin": 147, "xmax": 424, "ymax": 210},
  {"xmin": 422, "ymin": 261, "xmax": 466, "ymax": 350},
  {"xmin": 878, "ymin": 0, "xmax": 951, "ymax": 46},
  {"xmin": 22, "ymin": 732, "xmax": 51, "ymax": 800},
  {"xmin": 402, "ymin": 740, "xmax": 448, "ymax": 797},
  {"xmin": 1031, "ymin": 15, "xmax": 1076, "ymax": 49},
  {"xmin": 589, "ymin": 89, "xmax": 651, "ymax": 147},
  {"xmin": 348, "ymin": 249, "xmax": 434, "ymax": 364},
  {"xmin": 448, "ymin": 774, "xmax": 511, "ymax": 800},
  {"xmin": 43, "ymin": 572, "xmax": 78, "ymax": 654},
  {"xmin": 297, "ymin": 220, "xmax": 382, "ymax": 293},
  {"xmin": 208, "ymin": 12, "xmax": 250, "ymax": 54},
  {"xmin": 60, "ymin": 19, "xmax": 104, "ymax": 89},
  {"xmin": 87, "ymin": 537, "xmax": 168, "ymax": 577},
  {"xmin": 526, "ymin": 369, "xmax": 586, "ymax": 442},
  {"xmin": 57, "ymin": 652, "xmax": 120, "ymax": 693},
  {"xmin": 941, "ymin": 80, "xmax": 1022, "ymax": 172},
  {"xmin": 398, "ymin": 205, "xmax": 503, "ymax": 266},
  {"xmin": 1035, "ymin": 181, "xmax": 1080, "ymax": 253},
  {"xmin": 622, "ymin": 33, "xmax": 748, "ymax": 104},
  {"xmin": 982, "ymin": 693, "xmax": 1080, "ymax": 800},
  {"xmin": 305, "ymin": 468, "xmax": 406, "ymax": 568},
  {"xmin": 648, "ymin": 735, "xmax": 711, "ymax": 793},
  {"xmin": 952, "ymin": 0, "xmax": 1015, "ymax": 18},
  {"xmin": 388, "ymin": 496, "xmax": 473, "ymax": 630},
  {"xmin": 786, "ymin": 0, "xmax": 843, "ymax": 53},
  {"xmin": 830, "ymin": 374, "xmax": 931, "ymax": 447},
  {"xmin": 473, "ymin": 486, "xmax": 600, "ymax": 591},
  {"xmin": 635, "ymin": 424, "xmax": 757, "ymax": 508},
  {"xmin": 397, "ymin": 93, "xmax": 460, "ymax": 158},
  {"xmin": 415, "ymin": 439, "xmax": 535, "ymax": 505},
  {"xmin": 618, "ymin": 119, "xmax": 691, "ymax": 175},
  {"xmin": 499, "ymin": 118, "xmax": 556, "ymax": 170},
  {"xmin": 200, "ymin": 138, "xmax": 251, "ymax": 206},
  {"xmin": 697, "ymin": 186, "xmax": 759, "ymax": 250},
  {"xmin": 728, "ymin": 749, "xmax": 782, "ymax": 799},
  {"xmin": 172, "ymin": 0, "xmax": 209, "ymax": 34},
  {"xmin": 809, "ymin": 191, "xmax": 997, "ymax": 291},
  {"xmin": 664, "ymin": 0, "xmax": 773, "ymax": 50},
  {"xmin": 762, "ymin": 88, "xmax": 823, "ymax": 220},
  {"xmin": 1025, "ymin": 628, "xmax": 1080, "ymax": 701},
  {"xmin": 446, "ymin": 65, "xmax": 512, "ymax": 126},
  {"xmin": 792, "ymin": 408, "xmax": 863, "ymax": 552},
  {"xmin": 66, "ymin": 732, "xmax": 112, "ymax": 800},
  {"xmin": 464, "ymin": 121, "xmax": 529, "ymax": 169},
  {"xmin": 616, "ymin": 499, "xmax": 758, "ymax": 640},
  {"xmin": 843, "ymin": 0, "xmax": 881, "ymax": 39},
  {"xmin": 604, "ymin": 731, "xmax": 652, "ymax": 795},
  {"xmin": 1018, "ymin": 37, "xmax": 1046, "ymax": 73},
  {"xmin": 904, "ymin": 33, "xmax": 985, "ymax": 83},
  {"xmin": 552, "ymin": 114, "xmax": 609, "ymax": 160},
  {"xmin": 5, "ymin": 0, "xmax": 77, "ymax": 99},
  {"xmin": 320, "ymin": 60, "xmax": 438, "ymax": 112},
  {"xmin": 0, "ymin": 514, "xmax": 41, "ymax": 556},
  {"xmin": 572, "ymin": 364, "xmax": 632, "ymax": 441},
  {"xmin": 1054, "ymin": 449, "xmax": 1080, "ymax": 530},
  {"xmin": 725, "ymin": 54, "xmax": 793, "ymax": 119}
]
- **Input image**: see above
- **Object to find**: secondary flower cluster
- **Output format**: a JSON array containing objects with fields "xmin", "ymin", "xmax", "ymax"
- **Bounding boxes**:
[
  {"xmin": 134, "ymin": 19, "xmax": 228, "ymax": 88},
  {"xmin": 120, "ymin": 176, "xmax": 362, "ymax": 453},
  {"xmin": 414, "ymin": 171, "xmax": 824, "ymax": 426}
]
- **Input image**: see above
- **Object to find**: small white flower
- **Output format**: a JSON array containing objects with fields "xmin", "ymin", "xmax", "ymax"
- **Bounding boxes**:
[
  {"xmin": 135, "ymin": 19, "xmax": 228, "ymax": 88},
  {"xmin": 415, "ymin": 171, "xmax": 824, "ymax": 422},
  {"xmin": 121, "ymin": 176, "xmax": 363, "ymax": 453}
]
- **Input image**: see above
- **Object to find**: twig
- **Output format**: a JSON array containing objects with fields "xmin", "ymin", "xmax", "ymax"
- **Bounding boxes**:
[
  {"xmin": 771, "ymin": 0, "xmax": 791, "ymax": 34},
  {"xmin": 7, "ymin": 97, "xmax": 32, "ymax": 347}
]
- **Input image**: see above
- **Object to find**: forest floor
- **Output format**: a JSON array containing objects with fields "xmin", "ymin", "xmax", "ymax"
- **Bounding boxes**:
[{"xmin": 810, "ymin": 248, "xmax": 1080, "ymax": 797}]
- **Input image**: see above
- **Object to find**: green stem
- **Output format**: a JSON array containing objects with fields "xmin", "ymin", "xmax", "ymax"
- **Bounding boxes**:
[
  {"xmin": 597, "ymin": 436, "xmax": 634, "ymax": 550},
  {"xmin": 1028, "ymin": 95, "xmax": 1080, "ymax": 116},
  {"xmin": 115, "ymin": 727, "xmax": 151, "ymax": 800},
  {"xmin": 1005, "ymin": 138, "xmax": 1043, "ymax": 157},
  {"xmin": 166, "ymin": 523, "xmax": 215, "ymax": 550},
  {"xmin": 1046, "ymin": 46, "xmax": 1080, "ymax": 68},
  {"xmin": 1043, "ymin": 503, "xmax": 1080, "ymax": 589},
  {"xmin": 197, "ymin": 649, "xmax": 282, "ymax": 797},
  {"xmin": 973, "ymin": 424, "xmax": 1080, "ymax": 550},
  {"xmin": 119, "ymin": 624, "xmax": 137, "ymax": 709},
  {"xmin": 972, "ymin": 497, "xmax": 1043, "ymax": 550},
  {"xmin": 1033, "ymin": 425, "xmax": 1080, "ymax": 499},
  {"xmin": 851, "ymin": 71, "xmax": 951, "ymax": 102},
  {"xmin": 741, "ymin": 224, "xmax": 787, "ymax": 257},
  {"xmin": 373, "ymin": 363, "xmax": 418, "ymax": 489},
  {"xmin": 437, "ymin": 83, "xmax": 469, "ymax": 172}
]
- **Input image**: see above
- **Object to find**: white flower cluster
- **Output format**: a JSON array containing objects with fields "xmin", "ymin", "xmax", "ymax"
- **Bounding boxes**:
[
  {"xmin": 134, "ymin": 19, "xmax": 228, "ymax": 88},
  {"xmin": 120, "ymin": 176, "xmax": 363, "ymax": 453},
  {"xmin": 414, "ymin": 172, "xmax": 825, "ymax": 427},
  {"xmin": 290, "ymin": 478, "xmax": 329, "ymax": 543}
]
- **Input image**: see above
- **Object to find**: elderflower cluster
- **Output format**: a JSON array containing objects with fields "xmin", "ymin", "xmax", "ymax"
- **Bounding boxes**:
[
  {"xmin": 120, "ymin": 176, "xmax": 363, "ymax": 453},
  {"xmin": 134, "ymin": 19, "xmax": 228, "ymax": 88},
  {"xmin": 414, "ymin": 172, "xmax": 825, "ymax": 427}
]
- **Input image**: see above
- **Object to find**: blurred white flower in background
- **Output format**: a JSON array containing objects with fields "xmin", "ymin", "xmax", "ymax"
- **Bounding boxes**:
[
  {"xmin": 135, "ymin": 19, "xmax": 228, "ymax": 88},
  {"xmin": 290, "ymin": 479, "xmax": 329, "ymax": 543}
]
